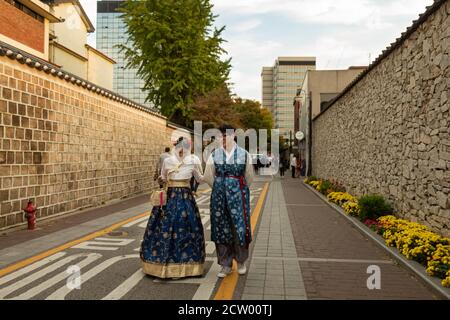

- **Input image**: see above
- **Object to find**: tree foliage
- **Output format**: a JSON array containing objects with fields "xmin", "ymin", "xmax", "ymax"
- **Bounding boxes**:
[
  {"xmin": 189, "ymin": 85, "xmax": 274, "ymax": 132},
  {"xmin": 119, "ymin": 0, "xmax": 231, "ymax": 121}
]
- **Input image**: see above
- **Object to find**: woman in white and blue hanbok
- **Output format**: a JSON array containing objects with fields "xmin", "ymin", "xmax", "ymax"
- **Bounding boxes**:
[{"xmin": 140, "ymin": 138, "xmax": 205, "ymax": 279}]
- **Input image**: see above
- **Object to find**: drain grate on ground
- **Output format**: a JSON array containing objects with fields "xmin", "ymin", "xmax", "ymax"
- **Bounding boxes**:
[{"xmin": 107, "ymin": 231, "xmax": 128, "ymax": 237}]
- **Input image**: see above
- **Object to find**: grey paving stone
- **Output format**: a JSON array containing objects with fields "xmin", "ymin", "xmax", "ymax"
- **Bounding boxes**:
[
  {"xmin": 264, "ymin": 280, "xmax": 284, "ymax": 288},
  {"xmin": 264, "ymin": 287, "xmax": 285, "ymax": 295},
  {"xmin": 245, "ymin": 280, "xmax": 265, "ymax": 288},
  {"xmin": 263, "ymin": 295, "xmax": 285, "ymax": 300},
  {"xmin": 247, "ymin": 274, "xmax": 266, "ymax": 281},
  {"xmin": 243, "ymin": 286, "xmax": 264, "ymax": 294},
  {"xmin": 286, "ymin": 295, "xmax": 307, "ymax": 300},
  {"xmin": 285, "ymin": 288, "xmax": 307, "ymax": 296},
  {"xmin": 242, "ymin": 294, "xmax": 263, "ymax": 300}
]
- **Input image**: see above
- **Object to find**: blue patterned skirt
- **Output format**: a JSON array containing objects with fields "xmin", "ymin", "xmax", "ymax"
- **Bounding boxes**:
[{"xmin": 140, "ymin": 187, "xmax": 205, "ymax": 278}]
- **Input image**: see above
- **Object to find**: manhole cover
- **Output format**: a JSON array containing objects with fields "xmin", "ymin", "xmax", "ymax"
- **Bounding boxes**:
[{"xmin": 107, "ymin": 231, "xmax": 128, "ymax": 237}]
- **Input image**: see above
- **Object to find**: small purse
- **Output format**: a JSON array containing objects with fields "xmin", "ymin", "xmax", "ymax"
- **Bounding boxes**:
[
  {"xmin": 150, "ymin": 161, "xmax": 183, "ymax": 207},
  {"xmin": 150, "ymin": 187, "xmax": 167, "ymax": 207}
]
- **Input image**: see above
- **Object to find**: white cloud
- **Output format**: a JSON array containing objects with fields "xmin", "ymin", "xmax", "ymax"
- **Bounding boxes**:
[
  {"xmin": 230, "ymin": 19, "xmax": 262, "ymax": 32},
  {"xmin": 76, "ymin": 0, "xmax": 436, "ymax": 101},
  {"xmin": 212, "ymin": 0, "xmax": 432, "ymax": 25}
]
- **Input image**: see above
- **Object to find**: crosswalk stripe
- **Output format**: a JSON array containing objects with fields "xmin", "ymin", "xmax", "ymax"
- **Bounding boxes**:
[
  {"xmin": 102, "ymin": 268, "xmax": 145, "ymax": 300},
  {"xmin": 72, "ymin": 239, "xmax": 135, "ymax": 251},
  {"xmin": 0, "ymin": 253, "xmax": 101, "ymax": 299},
  {"xmin": 11, "ymin": 253, "xmax": 102, "ymax": 300},
  {"xmin": 122, "ymin": 216, "xmax": 150, "ymax": 228},
  {"xmin": 0, "ymin": 252, "xmax": 67, "ymax": 287},
  {"xmin": 46, "ymin": 254, "xmax": 140, "ymax": 300}
]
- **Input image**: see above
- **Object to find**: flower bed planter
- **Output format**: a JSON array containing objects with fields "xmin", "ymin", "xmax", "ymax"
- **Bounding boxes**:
[{"xmin": 302, "ymin": 180, "xmax": 450, "ymax": 300}]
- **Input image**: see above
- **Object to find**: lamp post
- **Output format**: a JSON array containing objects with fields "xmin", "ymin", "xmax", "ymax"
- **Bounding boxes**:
[{"xmin": 289, "ymin": 130, "xmax": 293, "ymax": 156}]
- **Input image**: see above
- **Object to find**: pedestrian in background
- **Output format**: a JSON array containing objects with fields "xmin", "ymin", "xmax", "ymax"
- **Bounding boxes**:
[
  {"xmin": 279, "ymin": 157, "xmax": 285, "ymax": 177},
  {"xmin": 154, "ymin": 147, "xmax": 171, "ymax": 187},
  {"xmin": 290, "ymin": 154, "xmax": 297, "ymax": 178},
  {"xmin": 296, "ymin": 156, "xmax": 302, "ymax": 178}
]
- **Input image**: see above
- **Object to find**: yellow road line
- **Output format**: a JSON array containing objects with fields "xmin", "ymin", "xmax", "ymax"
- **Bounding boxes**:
[
  {"xmin": 0, "ymin": 211, "xmax": 150, "ymax": 278},
  {"xmin": 214, "ymin": 182, "xmax": 270, "ymax": 300}
]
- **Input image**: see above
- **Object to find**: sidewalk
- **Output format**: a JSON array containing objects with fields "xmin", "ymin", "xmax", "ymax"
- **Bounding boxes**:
[{"xmin": 242, "ymin": 176, "xmax": 440, "ymax": 300}]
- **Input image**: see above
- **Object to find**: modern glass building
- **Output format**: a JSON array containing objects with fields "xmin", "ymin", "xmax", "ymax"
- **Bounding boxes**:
[
  {"xmin": 261, "ymin": 57, "xmax": 316, "ymax": 139},
  {"xmin": 96, "ymin": 0, "xmax": 152, "ymax": 108}
]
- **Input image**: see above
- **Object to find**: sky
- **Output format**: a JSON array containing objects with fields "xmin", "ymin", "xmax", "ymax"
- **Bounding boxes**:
[{"xmin": 80, "ymin": 0, "xmax": 434, "ymax": 102}]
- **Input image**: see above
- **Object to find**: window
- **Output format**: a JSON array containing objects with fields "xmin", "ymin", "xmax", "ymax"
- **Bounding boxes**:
[{"xmin": 12, "ymin": 0, "xmax": 44, "ymax": 22}]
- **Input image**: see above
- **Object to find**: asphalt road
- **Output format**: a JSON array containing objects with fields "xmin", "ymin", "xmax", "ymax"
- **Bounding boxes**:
[{"xmin": 0, "ymin": 182, "xmax": 266, "ymax": 300}]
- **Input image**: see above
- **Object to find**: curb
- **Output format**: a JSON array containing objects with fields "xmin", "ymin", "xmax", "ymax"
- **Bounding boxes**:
[{"xmin": 302, "ymin": 182, "xmax": 450, "ymax": 300}]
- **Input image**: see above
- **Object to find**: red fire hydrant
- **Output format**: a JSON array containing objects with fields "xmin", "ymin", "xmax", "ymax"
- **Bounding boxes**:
[{"xmin": 23, "ymin": 199, "xmax": 37, "ymax": 230}]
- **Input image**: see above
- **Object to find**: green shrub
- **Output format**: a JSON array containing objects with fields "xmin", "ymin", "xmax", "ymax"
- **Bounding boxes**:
[
  {"xmin": 318, "ymin": 180, "xmax": 332, "ymax": 195},
  {"xmin": 358, "ymin": 195, "xmax": 393, "ymax": 221}
]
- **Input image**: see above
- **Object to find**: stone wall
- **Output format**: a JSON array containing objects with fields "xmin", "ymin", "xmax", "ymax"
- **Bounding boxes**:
[
  {"xmin": 0, "ymin": 54, "xmax": 172, "ymax": 230},
  {"xmin": 311, "ymin": 1, "xmax": 450, "ymax": 236}
]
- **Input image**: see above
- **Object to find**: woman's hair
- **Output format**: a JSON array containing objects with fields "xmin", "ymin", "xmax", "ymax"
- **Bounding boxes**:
[
  {"xmin": 174, "ymin": 136, "xmax": 191, "ymax": 149},
  {"xmin": 219, "ymin": 124, "xmax": 236, "ymax": 135}
]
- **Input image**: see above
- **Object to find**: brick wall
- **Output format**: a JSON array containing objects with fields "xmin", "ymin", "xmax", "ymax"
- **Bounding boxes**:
[
  {"xmin": 311, "ymin": 1, "xmax": 450, "ymax": 236},
  {"xmin": 0, "ymin": 1, "xmax": 45, "ymax": 54},
  {"xmin": 0, "ymin": 55, "xmax": 170, "ymax": 229}
]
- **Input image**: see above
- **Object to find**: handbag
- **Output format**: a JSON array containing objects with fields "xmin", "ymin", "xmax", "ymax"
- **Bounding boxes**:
[{"xmin": 150, "ymin": 160, "xmax": 183, "ymax": 207}]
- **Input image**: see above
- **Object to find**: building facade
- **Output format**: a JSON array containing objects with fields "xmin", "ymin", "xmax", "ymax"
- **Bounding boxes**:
[
  {"xmin": 0, "ymin": 0, "xmax": 60, "ymax": 60},
  {"xmin": 295, "ymin": 67, "xmax": 366, "ymax": 175},
  {"xmin": 48, "ymin": 0, "xmax": 115, "ymax": 90},
  {"xmin": 97, "ymin": 0, "xmax": 152, "ymax": 108},
  {"xmin": 261, "ymin": 57, "xmax": 316, "ymax": 140}
]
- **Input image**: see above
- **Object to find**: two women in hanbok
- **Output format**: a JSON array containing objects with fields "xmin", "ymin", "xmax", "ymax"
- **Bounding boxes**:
[{"xmin": 140, "ymin": 125, "xmax": 254, "ymax": 280}]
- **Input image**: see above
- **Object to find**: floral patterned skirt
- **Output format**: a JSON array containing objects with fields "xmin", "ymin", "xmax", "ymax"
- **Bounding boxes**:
[{"xmin": 140, "ymin": 187, "xmax": 205, "ymax": 278}]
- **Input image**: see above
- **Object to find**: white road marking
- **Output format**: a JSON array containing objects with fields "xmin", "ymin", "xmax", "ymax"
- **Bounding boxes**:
[
  {"xmin": 201, "ymin": 215, "xmax": 210, "ymax": 226},
  {"xmin": 72, "ymin": 238, "xmax": 135, "ymax": 251},
  {"xmin": 196, "ymin": 195, "xmax": 210, "ymax": 205},
  {"xmin": 46, "ymin": 254, "xmax": 140, "ymax": 300},
  {"xmin": 122, "ymin": 216, "xmax": 150, "ymax": 228},
  {"xmin": 0, "ymin": 252, "xmax": 67, "ymax": 286},
  {"xmin": 193, "ymin": 261, "xmax": 222, "ymax": 300},
  {"xmin": 0, "ymin": 253, "xmax": 101, "ymax": 299},
  {"xmin": 205, "ymin": 241, "xmax": 215, "ymax": 255},
  {"xmin": 102, "ymin": 268, "xmax": 145, "ymax": 300},
  {"xmin": 138, "ymin": 221, "xmax": 148, "ymax": 228}
]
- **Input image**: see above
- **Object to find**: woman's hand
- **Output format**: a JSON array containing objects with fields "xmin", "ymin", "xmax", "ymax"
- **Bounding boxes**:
[{"xmin": 157, "ymin": 176, "xmax": 165, "ymax": 186}]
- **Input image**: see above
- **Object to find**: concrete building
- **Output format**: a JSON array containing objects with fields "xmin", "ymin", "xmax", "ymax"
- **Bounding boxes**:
[
  {"xmin": 97, "ymin": 0, "xmax": 152, "ymax": 108},
  {"xmin": 261, "ymin": 67, "xmax": 274, "ymax": 112},
  {"xmin": 261, "ymin": 57, "xmax": 316, "ymax": 139},
  {"xmin": 294, "ymin": 67, "xmax": 367, "ymax": 175},
  {"xmin": 0, "ymin": 0, "xmax": 61, "ymax": 60},
  {"xmin": 48, "ymin": 0, "xmax": 116, "ymax": 90}
]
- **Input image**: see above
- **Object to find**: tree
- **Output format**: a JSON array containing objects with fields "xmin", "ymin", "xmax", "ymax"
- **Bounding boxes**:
[
  {"xmin": 119, "ymin": 0, "xmax": 231, "ymax": 123},
  {"xmin": 189, "ymin": 84, "xmax": 242, "ymax": 130},
  {"xmin": 233, "ymin": 98, "xmax": 273, "ymax": 131}
]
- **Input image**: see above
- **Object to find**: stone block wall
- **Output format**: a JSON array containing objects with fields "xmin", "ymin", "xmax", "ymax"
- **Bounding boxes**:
[
  {"xmin": 311, "ymin": 1, "xmax": 450, "ymax": 236},
  {"xmin": 0, "ymin": 55, "xmax": 170, "ymax": 229}
]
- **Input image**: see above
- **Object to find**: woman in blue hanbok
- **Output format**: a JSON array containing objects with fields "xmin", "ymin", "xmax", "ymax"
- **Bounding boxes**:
[
  {"xmin": 140, "ymin": 137, "xmax": 205, "ymax": 279},
  {"xmin": 204, "ymin": 125, "xmax": 254, "ymax": 278}
]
